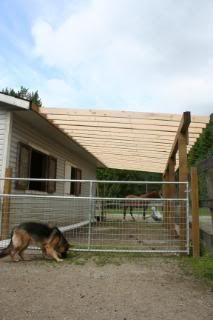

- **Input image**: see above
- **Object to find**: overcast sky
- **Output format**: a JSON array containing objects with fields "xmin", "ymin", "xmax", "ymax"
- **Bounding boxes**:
[{"xmin": 0, "ymin": 0, "xmax": 212, "ymax": 114}]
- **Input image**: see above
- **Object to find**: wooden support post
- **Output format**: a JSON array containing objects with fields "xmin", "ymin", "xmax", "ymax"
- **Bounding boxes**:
[
  {"xmin": 191, "ymin": 167, "xmax": 200, "ymax": 257},
  {"xmin": 168, "ymin": 158, "xmax": 177, "ymax": 237},
  {"xmin": 163, "ymin": 171, "xmax": 169, "ymax": 226},
  {"xmin": 178, "ymin": 133, "xmax": 188, "ymax": 250},
  {"xmin": 1, "ymin": 168, "xmax": 12, "ymax": 239}
]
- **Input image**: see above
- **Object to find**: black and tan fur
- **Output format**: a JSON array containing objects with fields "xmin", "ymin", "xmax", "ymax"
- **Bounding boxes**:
[{"xmin": 0, "ymin": 222, "xmax": 70, "ymax": 262}]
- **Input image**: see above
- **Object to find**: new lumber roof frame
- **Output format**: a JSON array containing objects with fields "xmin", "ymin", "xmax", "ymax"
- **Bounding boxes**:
[{"xmin": 39, "ymin": 107, "xmax": 209, "ymax": 174}]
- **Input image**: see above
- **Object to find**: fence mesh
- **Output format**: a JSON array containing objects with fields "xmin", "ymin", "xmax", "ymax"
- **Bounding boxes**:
[{"xmin": 0, "ymin": 179, "xmax": 189, "ymax": 253}]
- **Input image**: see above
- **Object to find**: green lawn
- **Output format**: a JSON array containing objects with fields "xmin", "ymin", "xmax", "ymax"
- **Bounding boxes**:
[
  {"xmin": 179, "ymin": 253, "xmax": 213, "ymax": 288},
  {"xmin": 199, "ymin": 208, "xmax": 211, "ymax": 216}
]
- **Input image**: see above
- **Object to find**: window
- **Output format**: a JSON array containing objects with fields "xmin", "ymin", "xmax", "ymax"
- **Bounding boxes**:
[
  {"xmin": 16, "ymin": 143, "xmax": 57, "ymax": 193},
  {"xmin": 64, "ymin": 161, "xmax": 82, "ymax": 196}
]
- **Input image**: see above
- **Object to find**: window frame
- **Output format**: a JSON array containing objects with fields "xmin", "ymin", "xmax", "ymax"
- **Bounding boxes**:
[
  {"xmin": 64, "ymin": 161, "xmax": 82, "ymax": 196},
  {"xmin": 16, "ymin": 142, "xmax": 57, "ymax": 193}
]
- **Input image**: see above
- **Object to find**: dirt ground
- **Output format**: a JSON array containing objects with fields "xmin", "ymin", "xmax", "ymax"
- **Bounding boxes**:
[{"xmin": 0, "ymin": 253, "xmax": 212, "ymax": 320}]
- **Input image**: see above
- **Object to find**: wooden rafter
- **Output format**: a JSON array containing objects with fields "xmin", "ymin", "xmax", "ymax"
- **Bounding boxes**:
[{"xmin": 40, "ymin": 108, "xmax": 209, "ymax": 173}]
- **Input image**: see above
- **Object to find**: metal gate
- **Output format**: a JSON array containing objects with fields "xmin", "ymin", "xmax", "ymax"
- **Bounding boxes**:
[{"xmin": 0, "ymin": 179, "xmax": 189, "ymax": 254}]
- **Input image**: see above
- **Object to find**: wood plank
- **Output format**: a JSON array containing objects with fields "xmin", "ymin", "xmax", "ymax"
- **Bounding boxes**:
[
  {"xmin": 73, "ymin": 139, "xmax": 194, "ymax": 150},
  {"xmin": 178, "ymin": 132, "xmax": 188, "ymax": 251},
  {"xmin": 59, "ymin": 123, "xmax": 203, "ymax": 137},
  {"xmin": 41, "ymin": 108, "xmax": 184, "ymax": 120},
  {"xmin": 52, "ymin": 120, "xmax": 203, "ymax": 134},
  {"xmin": 104, "ymin": 161, "xmax": 164, "ymax": 170},
  {"xmin": 1, "ymin": 168, "xmax": 12, "ymax": 240},
  {"xmin": 64, "ymin": 129, "xmax": 177, "ymax": 140},
  {"xmin": 46, "ymin": 113, "xmax": 180, "ymax": 125},
  {"xmin": 45, "ymin": 114, "xmax": 207, "ymax": 129},
  {"xmin": 167, "ymin": 158, "xmax": 177, "ymax": 237},
  {"xmin": 82, "ymin": 142, "xmax": 172, "ymax": 151},
  {"xmin": 86, "ymin": 145, "xmax": 169, "ymax": 155},
  {"xmin": 75, "ymin": 137, "xmax": 197, "ymax": 150},
  {"xmin": 55, "ymin": 121, "xmax": 180, "ymax": 131},
  {"xmin": 98, "ymin": 159, "xmax": 174, "ymax": 169},
  {"xmin": 95, "ymin": 158, "xmax": 165, "ymax": 167},
  {"xmin": 89, "ymin": 150, "xmax": 168, "ymax": 160},
  {"xmin": 54, "ymin": 126, "xmax": 202, "ymax": 140},
  {"xmin": 104, "ymin": 160, "xmax": 163, "ymax": 167},
  {"xmin": 41, "ymin": 108, "xmax": 210, "ymax": 124}
]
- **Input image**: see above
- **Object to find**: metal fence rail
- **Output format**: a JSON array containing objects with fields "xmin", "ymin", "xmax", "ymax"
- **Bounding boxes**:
[{"xmin": 0, "ymin": 178, "xmax": 189, "ymax": 254}]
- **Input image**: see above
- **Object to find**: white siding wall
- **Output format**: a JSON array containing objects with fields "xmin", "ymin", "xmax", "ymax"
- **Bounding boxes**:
[
  {"xmin": 0, "ymin": 110, "xmax": 11, "ymax": 192},
  {"xmin": 7, "ymin": 114, "xmax": 97, "ymax": 230},
  {"xmin": 10, "ymin": 115, "xmax": 96, "ymax": 183}
]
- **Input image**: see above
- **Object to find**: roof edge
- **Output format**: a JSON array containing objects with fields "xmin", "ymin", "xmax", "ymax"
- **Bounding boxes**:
[{"xmin": 0, "ymin": 92, "xmax": 30, "ymax": 110}]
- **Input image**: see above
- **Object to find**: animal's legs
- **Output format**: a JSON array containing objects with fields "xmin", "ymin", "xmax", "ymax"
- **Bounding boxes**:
[
  {"xmin": 130, "ymin": 207, "xmax": 135, "ymax": 221},
  {"xmin": 44, "ymin": 244, "xmax": 63, "ymax": 262},
  {"xmin": 18, "ymin": 242, "xmax": 30, "ymax": 260},
  {"xmin": 123, "ymin": 206, "xmax": 127, "ymax": 220},
  {"xmin": 143, "ymin": 207, "xmax": 146, "ymax": 220}
]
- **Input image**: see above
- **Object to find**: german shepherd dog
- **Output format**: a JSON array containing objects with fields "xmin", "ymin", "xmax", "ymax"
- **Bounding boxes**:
[{"xmin": 0, "ymin": 222, "xmax": 70, "ymax": 262}]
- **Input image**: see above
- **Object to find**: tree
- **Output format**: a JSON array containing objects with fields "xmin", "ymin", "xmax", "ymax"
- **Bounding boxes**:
[
  {"xmin": 188, "ymin": 114, "xmax": 213, "ymax": 166},
  {"xmin": 96, "ymin": 167, "xmax": 162, "ymax": 197},
  {"xmin": 188, "ymin": 114, "xmax": 213, "ymax": 199},
  {"xmin": 1, "ymin": 86, "xmax": 42, "ymax": 107}
]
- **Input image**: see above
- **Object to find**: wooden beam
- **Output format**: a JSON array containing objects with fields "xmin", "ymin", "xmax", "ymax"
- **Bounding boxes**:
[
  {"xmin": 41, "ymin": 108, "xmax": 210, "ymax": 124},
  {"xmin": 178, "ymin": 132, "xmax": 188, "ymax": 251},
  {"xmin": 87, "ymin": 148, "xmax": 169, "ymax": 157},
  {"xmin": 67, "ymin": 131, "xmax": 176, "ymax": 142},
  {"xmin": 80, "ymin": 141, "xmax": 172, "ymax": 151},
  {"xmin": 162, "ymin": 171, "xmax": 169, "ymax": 225},
  {"xmin": 42, "ymin": 108, "xmax": 184, "ymax": 120},
  {"xmin": 106, "ymin": 164, "xmax": 163, "ymax": 173},
  {"xmin": 1, "ymin": 168, "xmax": 12, "ymax": 239},
  {"xmin": 45, "ymin": 116, "xmax": 207, "ymax": 132},
  {"xmin": 168, "ymin": 158, "xmax": 177, "ymax": 237},
  {"xmin": 164, "ymin": 111, "xmax": 191, "ymax": 175}
]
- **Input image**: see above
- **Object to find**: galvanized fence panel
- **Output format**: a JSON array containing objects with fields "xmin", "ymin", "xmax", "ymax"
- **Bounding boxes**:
[{"xmin": 0, "ymin": 178, "xmax": 189, "ymax": 254}]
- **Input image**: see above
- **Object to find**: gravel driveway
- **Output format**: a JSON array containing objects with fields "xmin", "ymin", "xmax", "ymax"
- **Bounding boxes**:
[{"xmin": 0, "ymin": 254, "xmax": 212, "ymax": 320}]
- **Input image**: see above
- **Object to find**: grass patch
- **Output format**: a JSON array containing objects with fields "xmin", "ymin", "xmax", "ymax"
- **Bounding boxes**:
[
  {"xmin": 199, "ymin": 207, "xmax": 211, "ymax": 216},
  {"xmin": 179, "ymin": 252, "xmax": 213, "ymax": 288}
]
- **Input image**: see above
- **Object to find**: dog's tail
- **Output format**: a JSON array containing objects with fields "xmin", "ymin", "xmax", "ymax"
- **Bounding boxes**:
[{"xmin": 0, "ymin": 231, "xmax": 14, "ymax": 258}]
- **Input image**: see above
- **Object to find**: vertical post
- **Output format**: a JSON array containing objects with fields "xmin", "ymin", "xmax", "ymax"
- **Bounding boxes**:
[
  {"xmin": 1, "ymin": 168, "xmax": 12, "ymax": 239},
  {"xmin": 87, "ymin": 181, "xmax": 93, "ymax": 250},
  {"xmin": 162, "ymin": 171, "xmax": 169, "ymax": 226},
  {"xmin": 168, "ymin": 158, "xmax": 177, "ymax": 237},
  {"xmin": 191, "ymin": 167, "xmax": 200, "ymax": 257},
  {"xmin": 178, "ymin": 133, "xmax": 188, "ymax": 250}
]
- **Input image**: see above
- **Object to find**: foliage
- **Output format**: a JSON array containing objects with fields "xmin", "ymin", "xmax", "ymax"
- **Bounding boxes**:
[
  {"xmin": 1, "ymin": 86, "xmax": 42, "ymax": 107},
  {"xmin": 188, "ymin": 114, "xmax": 213, "ymax": 199},
  {"xmin": 188, "ymin": 114, "xmax": 213, "ymax": 166},
  {"xmin": 96, "ymin": 168, "xmax": 162, "ymax": 197}
]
